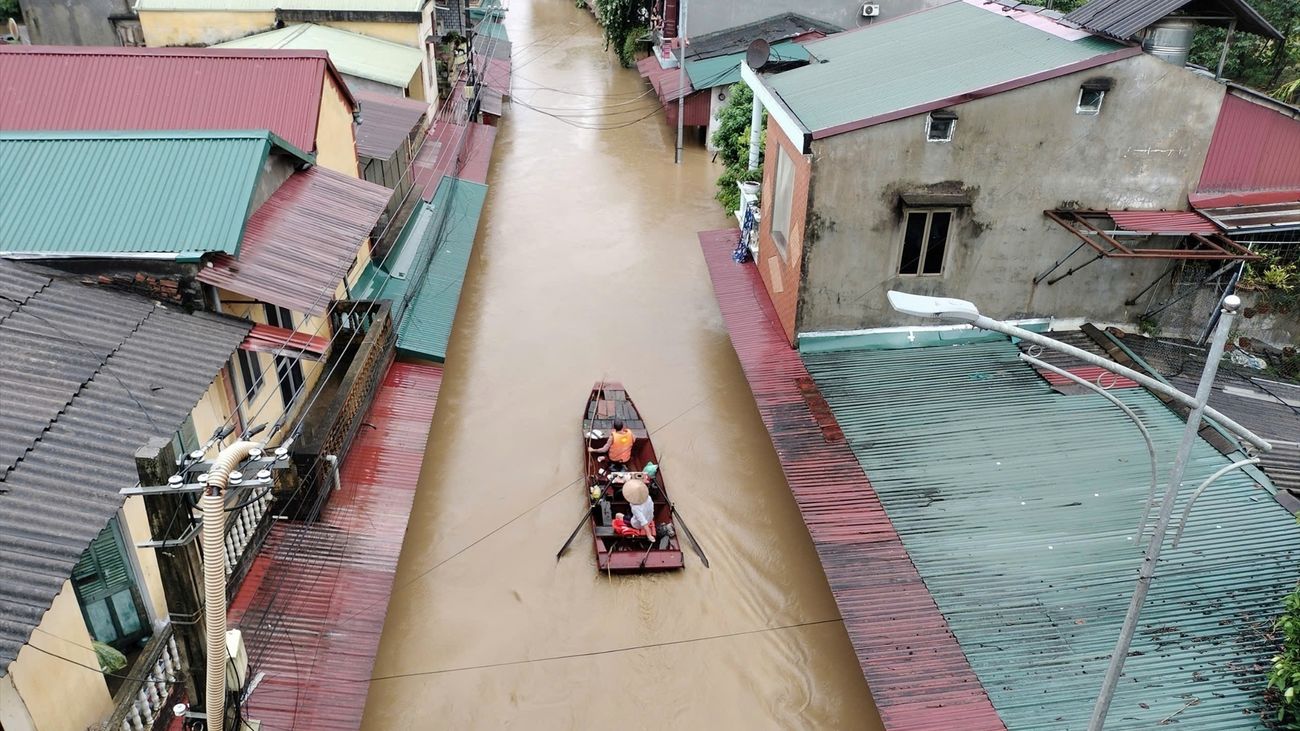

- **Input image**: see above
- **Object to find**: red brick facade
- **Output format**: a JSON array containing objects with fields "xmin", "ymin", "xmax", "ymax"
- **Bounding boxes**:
[{"xmin": 756, "ymin": 116, "xmax": 811, "ymax": 346}]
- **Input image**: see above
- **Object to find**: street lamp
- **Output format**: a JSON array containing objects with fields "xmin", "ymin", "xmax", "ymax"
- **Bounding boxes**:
[{"xmin": 887, "ymin": 290, "xmax": 1268, "ymax": 731}]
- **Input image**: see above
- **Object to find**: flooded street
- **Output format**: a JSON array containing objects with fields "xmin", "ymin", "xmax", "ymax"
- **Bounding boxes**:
[{"xmin": 362, "ymin": 0, "xmax": 881, "ymax": 726}]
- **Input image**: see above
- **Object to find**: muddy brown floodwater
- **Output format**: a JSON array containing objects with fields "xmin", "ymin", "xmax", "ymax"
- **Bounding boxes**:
[{"xmin": 361, "ymin": 1, "xmax": 884, "ymax": 728}]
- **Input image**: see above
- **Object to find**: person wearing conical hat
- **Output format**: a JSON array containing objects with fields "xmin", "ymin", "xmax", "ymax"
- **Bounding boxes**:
[{"xmin": 623, "ymin": 478, "xmax": 655, "ymax": 543}]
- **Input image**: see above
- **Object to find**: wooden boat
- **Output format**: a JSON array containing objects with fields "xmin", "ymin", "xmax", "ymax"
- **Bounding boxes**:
[{"xmin": 582, "ymin": 382, "xmax": 685, "ymax": 572}]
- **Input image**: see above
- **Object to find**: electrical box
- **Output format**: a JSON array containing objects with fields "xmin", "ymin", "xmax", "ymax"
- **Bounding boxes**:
[
  {"xmin": 861, "ymin": 3, "xmax": 880, "ymax": 16},
  {"xmin": 226, "ymin": 629, "xmax": 249, "ymax": 692}
]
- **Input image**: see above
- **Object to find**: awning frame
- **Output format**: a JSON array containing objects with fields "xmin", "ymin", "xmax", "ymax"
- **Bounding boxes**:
[{"xmin": 1045, "ymin": 209, "xmax": 1260, "ymax": 260}]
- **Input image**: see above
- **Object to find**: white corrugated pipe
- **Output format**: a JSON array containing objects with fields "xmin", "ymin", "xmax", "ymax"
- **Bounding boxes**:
[{"xmin": 203, "ymin": 440, "xmax": 260, "ymax": 731}]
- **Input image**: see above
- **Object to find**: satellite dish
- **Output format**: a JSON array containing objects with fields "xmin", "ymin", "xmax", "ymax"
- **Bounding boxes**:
[{"xmin": 745, "ymin": 38, "xmax": 771, "ymax": 71}]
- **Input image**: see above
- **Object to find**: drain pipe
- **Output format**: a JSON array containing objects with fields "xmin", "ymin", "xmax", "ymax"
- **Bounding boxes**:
[{"xmin": 202, "ymin": 440, "xmax": 261, "ymax": 731}]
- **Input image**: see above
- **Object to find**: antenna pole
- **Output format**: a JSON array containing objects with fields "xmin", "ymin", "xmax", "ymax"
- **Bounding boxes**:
[{"xmin": 674, "ymin": 0, "xmax": 687, "ymax": 164}]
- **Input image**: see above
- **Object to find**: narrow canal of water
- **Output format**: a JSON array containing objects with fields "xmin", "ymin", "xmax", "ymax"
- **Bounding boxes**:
[{"xmin": 362, "ymin": 1, "xmax": 883, "ymax": 726}]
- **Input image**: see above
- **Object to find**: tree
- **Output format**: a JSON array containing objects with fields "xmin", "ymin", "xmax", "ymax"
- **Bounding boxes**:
[
  {"xmin": 0, "ymin": 0, "xmax": 19, "ymax": 23},
  {"xmin": 594, "ymin": 0, "xmax": 652, "ymax": 68},
  {"xmin": 711, "ymin": 83, "xmax": 766, "ymax": 213}
]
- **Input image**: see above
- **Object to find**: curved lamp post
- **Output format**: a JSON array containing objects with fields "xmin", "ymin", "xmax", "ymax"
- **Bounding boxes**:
[{"xmin": 886, "ymin": 291, "xmax": 1268, "ymax": 731}]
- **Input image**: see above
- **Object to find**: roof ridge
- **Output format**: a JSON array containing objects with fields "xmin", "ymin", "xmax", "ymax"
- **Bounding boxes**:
[
  {"xmin": 0, "ymin": 129, "xmax": 280, "ymax": 141},
  {"xmin": 0, "ymin": 45, "xmax": 331, "ymax": 59}
]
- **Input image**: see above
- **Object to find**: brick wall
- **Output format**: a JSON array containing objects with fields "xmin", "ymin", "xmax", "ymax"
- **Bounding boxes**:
[{"xmin": 756, "ymin": 115, "xmax": 811, "ymax": 346}]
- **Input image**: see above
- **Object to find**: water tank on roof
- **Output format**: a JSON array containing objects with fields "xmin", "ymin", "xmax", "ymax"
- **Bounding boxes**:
[{"xmin": 1142, "ymin": 18, "xmax": 1198, "ymax": 67}]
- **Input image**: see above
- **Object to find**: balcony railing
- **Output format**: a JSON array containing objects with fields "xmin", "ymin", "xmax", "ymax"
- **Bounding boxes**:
[
  {"xmin": 224, "ymin": 478, "xmax": 276, "ymax": 599},
  {"xmin": 103, "ymin": 623, "xmax": 181, "ymax": 731}
]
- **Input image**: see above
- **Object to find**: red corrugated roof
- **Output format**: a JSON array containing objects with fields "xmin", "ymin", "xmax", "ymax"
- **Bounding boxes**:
[
  {"xmin": 477, "ymin": 54, "xmax": 511, "ymax": 97},
  {"xmin": 228, "ymin": 360, "xmax": 443, "ymax": 731},
  {"xmin": 240, "ymin": 323, "xmax": 330, "ymax": 358},
  {"xmin": 1197, "ymin": 93, "xmax": 1300, "ymax": 196},
  {"xmin": 199, "ymin": 166, "xmax": 391, "ymax": 315},
  {"xmin": 0, "ymin": 46, "xmax": 355, "ymax": 153},
  {"xmin": 698, "ymin": 229, "xmax": 1006, "ymax": 731},
  {"xmin": 458, "ymin": 122, "xmax": 496, "ymax": 184},
  {"xmin": 1106, "ymin": 210, "xmax": 1220, "ymax": 235}
]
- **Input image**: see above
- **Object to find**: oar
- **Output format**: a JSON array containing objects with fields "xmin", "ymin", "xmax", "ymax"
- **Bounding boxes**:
[
  {"xmin": 555, "ymin": 507, "xmax": 591, "ymax": 560},
  {"xmin": 670, "ymin": 503, "xmax": 710, "ymax": 568},
  {"xmin": 637, "ymin": 532, "xmax": 657, "ymax": 569}
]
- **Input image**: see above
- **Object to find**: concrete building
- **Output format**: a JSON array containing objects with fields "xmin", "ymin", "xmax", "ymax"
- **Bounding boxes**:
[
  {"xmin": 740, "ymin": 0, "xmax": 1283, "ymax": 345},
  {"xmin": 16, "ymin": 0, "xmax": 142, "ymax": 46},
  {"xmin": 0, "ymin": 259, "xmax": 250, "ymax": 731}
]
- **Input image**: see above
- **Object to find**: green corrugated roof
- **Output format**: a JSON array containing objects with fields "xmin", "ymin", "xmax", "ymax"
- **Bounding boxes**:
[
  {"xmin": 468, "ymin": 0, "xmax": 504, "ymax": 23},
  {"xmin": 216, "ymin": 23, "xmax": 422, "ymax": 88},
  {"xmin": 767, "ymin": 2, "xmax": 1123, "ymax": 134},
  {"xmin": 136, "ymin": 0, "xmax": 422, "ymax": 12},
  {"xmin": 803, "ymin": 339, "xmax": 1300, "ymax": 729},
  {"xmin": 356, "ymin": 175, "xmax": 487, "ymax": 362},
  {"xmin": 0, "ymin": 130, "xmax": 306, "ymax": 260},
  {"xmin": 476, "ymin": 20, "xmax": 508, "ymax": 41},
  {"xmin": 685, "ymin": 41, "xmax": 808, "ymax": 90}
]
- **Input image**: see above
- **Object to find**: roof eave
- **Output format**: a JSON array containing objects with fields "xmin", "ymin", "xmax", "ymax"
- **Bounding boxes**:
[
  {"xmin": 809, "ymin": 45, "xmax": 1143, "ymax": 141},
  {"xmin": 741, "ymin": 63, "xmax": 812, "ymax": 154}
]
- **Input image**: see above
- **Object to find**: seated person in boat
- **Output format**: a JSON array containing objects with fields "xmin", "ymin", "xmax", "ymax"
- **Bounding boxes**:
[
  {"xmin": 588, "ymin": 419, "xmax": 635, "ymax": 469},
  {"xmin": 611, "ymin": 512, "xmax": 643, "ymax": 539},
  {"xmin": 623, "ymin": 479, "xmax": 656, "ymax": 542}
]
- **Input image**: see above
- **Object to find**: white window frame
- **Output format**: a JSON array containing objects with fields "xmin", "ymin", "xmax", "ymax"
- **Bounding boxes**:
[
  {"xmin": 770, "ymin": 146, "xmax": 796, "ymax": 261},
  {"xmin": 1077, "ymin": 87, "xmax": 1105, "ymax": 115},
  {"xmin": 925, "ymin": 114, "xmax": 955, "ymax": 143},
  {"xmin": 898, "ymin": 208, "xmax": 955, "ymax": 276}
]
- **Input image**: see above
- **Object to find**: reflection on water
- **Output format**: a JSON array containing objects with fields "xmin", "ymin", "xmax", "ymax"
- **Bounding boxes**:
[{"xmin": 361, "ymin": 1, "xmax": 883, "ymax": 727}]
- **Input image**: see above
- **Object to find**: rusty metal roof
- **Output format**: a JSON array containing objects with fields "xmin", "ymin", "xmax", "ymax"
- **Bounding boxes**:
[
  {"xmin": 198, "ymin": 166, "xmax": 391, "ymax": 316},
  {"xmin": 229, "ymin": 360, "xmax": 442, "ymax": 729},
  {"xmin": 0, "ymin": 46, "xmax": 353, "ymax": 153},
  {"xmin": 698, "ymin": 229, "xmax": 1006, "ymax": 731},
  {"xmin": 802, "ymin": 337, "xmax": 1300, "ymax": 729},
  {"xmin": 1106, "ymin": 209, "xmax": 1221, "ymax": 234},
  {"xmin": 354, "ymin": 91, "xmax": 427, "ymax": 160},
  {"xmin": 0, "ymin": 260, "xmax": 250, "ymax": 677},
  {"xmin": 1196, "ymin": 196, "xmax": 1300, "ymax": 233},
  {"xmin": 1065, "ymin": 0, "xmax": 1282, "ymax": 41},
  {"xmin": 1197, "ymin": 93, "xmax": 1300, "ymax": 198}
]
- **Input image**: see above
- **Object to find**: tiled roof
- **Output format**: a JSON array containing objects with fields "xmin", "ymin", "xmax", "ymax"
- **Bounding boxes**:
[
  {"xmin": 0, "ymin": 260, "xmax": 251, "ymax": 677},
  {"xmin": 216, "ymin": 23, "xmax": 423, "ymax": 89},
  {"xmin": 354, "ymin": 91, "xmax": 427, "ymax": 160},
  {"xmin": 0, "ymin": 130, "xmax": 310, "ymax": 260},
  {"xmin": 764, "ymin": 0, "xmax": 1131, "ymax": 138},
  {"xmin": 0, "ymin": 46, "xmax": 349, "ymax": 153},
  {"xmin": 355, "ymin": 176, "xmax": 487, "ymax": 362},
  {"xmin": 803, "ymin": 338, "xmax": 1300, "ymax": 729},
  {"xmin": 198, "ymin": 165, "xmax": 391, "ymax": 315}
]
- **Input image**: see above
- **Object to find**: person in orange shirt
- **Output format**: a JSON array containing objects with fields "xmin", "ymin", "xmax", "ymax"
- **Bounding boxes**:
[{"xmin": 589, "ymin": 419, "xmax": 635, "ymax": 468}]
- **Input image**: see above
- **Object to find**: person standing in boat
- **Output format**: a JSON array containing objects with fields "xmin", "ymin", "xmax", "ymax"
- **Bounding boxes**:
[{"xmin": 588, "ymin": 419, "xmax": 635, "ymax": 470}]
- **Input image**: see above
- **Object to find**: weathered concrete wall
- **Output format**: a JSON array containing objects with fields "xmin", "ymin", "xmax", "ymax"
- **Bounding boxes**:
[
  {"xmin": 140, "ymin": 10, "xmax": 275, "ymax": 45},
  {"xmin": 798, "ymin": 53, "xmax": 1227, "ymax": 334},
  {"xmin": 19, "ymin": 0, "xmax": 125, "ymax": 45},
  {"xmin": 688, "ymin": 0, "xmax": 943, "ymax": 38}
]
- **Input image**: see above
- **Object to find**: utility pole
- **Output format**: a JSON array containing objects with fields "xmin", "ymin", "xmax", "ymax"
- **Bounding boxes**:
[
  {"xmin": 136, "ymin": 437, "xmax": 206, "ymax": 712},
  {"xmin": 1087, "ymin": 295, "xmax": 1241, "ymax": 731},
  {"xmin": 674, "ymin": 0, "xmax": 687, "ymax": 164}
]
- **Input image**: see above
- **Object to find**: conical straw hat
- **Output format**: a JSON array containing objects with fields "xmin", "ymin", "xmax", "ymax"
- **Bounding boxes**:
[{"xmin": 621, "ymin": 478, "xmax": 649, "ymax": 505}]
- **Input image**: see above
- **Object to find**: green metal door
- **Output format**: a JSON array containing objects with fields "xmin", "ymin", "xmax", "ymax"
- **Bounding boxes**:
[{"xmin": 71, "ymin": 517, "xmax": 149, "ymax": 650}]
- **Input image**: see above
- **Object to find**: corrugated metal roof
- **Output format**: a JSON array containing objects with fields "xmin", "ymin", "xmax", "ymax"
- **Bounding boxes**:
[
  {"xmin": 198, "ymin": 165, "xmax": 391, "ymax": 315},
  {"xmin": 473, "ymin": 33, "xmax": 511, "ymax": 61},
  {"xmin": 478, "ymin": 54, "xmax": 511, "ymax": 97},
  {"xmin": 1197, "ymin": 93, "xmax": 1300, "ymax": 197},
  {"xmin": 354, "ymin": 90, "xmax": 427, "ymax": 160},
  {"xmin": 215, "ymin": 23, "xmax": 422, "ymax": 88},
  {"xmin": 684, "ymin": 41, "xmax": 809, "ymax": 90},
  {"xmin": 357, "ymin": 176, "xmax": 487, "ymax": 362},
  {"xmin": 802, "ymin": 338, "xmax": 1300, "ymax": 730},
  {"xmin": 0, "ymin": 130, "xmax": 301, "ymax": 260},
  {"xmin": 1107, "ymin": 209, "xmax": 1221, "ymax": 234},
  {"xmin": 1196, "ymin": 197, "xmax": 1300, "ymax": 233},
  {"xmin": 685, "ymin": 12, "xmax": 838, "ymax": 61},
  {"xmin": 1065, "ymin": 0, "xmax": 1283, "ymax": 41},
  {"xmin": 241, "ymin": 322, "xmax": 329, "ymax": 357},
  {"xmin": 457, "ymin": 122, "xmax": 496, "ymax": 184},
  {"xmin": 0, "ymin": 260, "xmax": 250, "ymax": 677},
  {"xmin": 229, "ymin": 360, "xmax": 442, "ymax": 729},
  {"xmin": 135, "ymin": 0, "xmax": 422, "ymax": 12},
  {"xmin": 765, "ymin": 1, "xmax": 1128, "ymax": 137},
  {"xmin": 0, "ymin": 46, "xmax": 345, "ymax": 153},
  {"xmin": 476, "ymin": 19, "xmax": 509, "ymax": 41},
  {"xmin": 698, "ymin": 229, "xmax": 1007, "ymax": 731}
]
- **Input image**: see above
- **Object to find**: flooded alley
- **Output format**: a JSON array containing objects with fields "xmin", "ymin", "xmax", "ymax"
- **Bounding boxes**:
[{"xmin": 361, "ymin": 1, "xmax": 882, "ymax": 726}]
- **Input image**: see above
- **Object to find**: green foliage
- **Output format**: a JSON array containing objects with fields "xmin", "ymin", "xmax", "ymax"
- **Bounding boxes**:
[
  {"xmin": 1189, "ymin": 0, "xmax": 1300, "ymax": 96},
  {"xmin": 594, "ymin": 0, "xmax": 651, "ymax": 68},
  {"xmin": 93, "ymin": 641, "xmax": 127, "ymax": 674},
  {"xmin": 0, "ymin": 0, "xmax": 19, "ymax": 23},
  {"xmin": 619, "ymin": 25, "xmax": 648, "ymax": 68},
  {"xmin": 1270, "ymin": 584, "xmax": 1300, "ymax": 728},
  {"xmin": 711, "ymin": 84, "xmax": 767, "ymax": 213}
]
